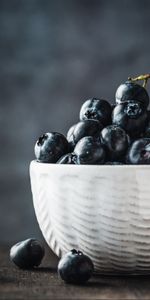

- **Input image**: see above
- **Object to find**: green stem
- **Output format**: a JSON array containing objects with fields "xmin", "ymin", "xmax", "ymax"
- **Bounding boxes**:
[
  {"xmin": 128, "ymin": 74, "xmax": 150, "ymax": 88},
  {"xmin": 143, "ymin": 79, "xmax": 148, "ymax": 88}
]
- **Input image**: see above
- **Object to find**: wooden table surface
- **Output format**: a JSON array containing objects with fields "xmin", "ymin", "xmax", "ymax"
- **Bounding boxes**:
[{"xmin": 1, "ymin": 244, "xmax": 150, "ymax": 300}]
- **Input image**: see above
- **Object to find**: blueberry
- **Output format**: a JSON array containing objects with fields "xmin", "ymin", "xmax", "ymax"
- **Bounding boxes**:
[
  {"xmin": 101, "ymin": 125, "xmax": 129, "ymax": 161},
  {"xmin": 115, "ymin": 81, "xmax": 149, "ymax": 108},
  {"xmin": 74, "ymin": 136, "xmax": 106, "ymax": 164},
  {"xmin": 35, "ymin": 132, "xmax": 69, "ymax": 163},
  {"xmin": 67, "ymin": 119, "xmax": 103, "ymax": 149},
  {"xmin": 79, "ymin": 98, "xmax": 112, "ymax": 126},
  {"xmin": 57, "ymin": 153, "xmax": 77, "ymax": 164},
  {"xmin": 127, "ymin": 138, "xmax": 150, "ymax": 164},
  {"xmin": 10, "ymin": 238, "xmax": 45, "ymax": 269},
  {"xmin": 112, "ymin": 101, "xmax": 148, "ymax": 137},
  {"xmin": 58, "ymin": 249, "xmax": 94, "ymax": 284}
]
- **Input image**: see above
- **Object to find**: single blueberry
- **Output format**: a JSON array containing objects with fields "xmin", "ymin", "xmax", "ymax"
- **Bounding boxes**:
[
  {"xmin": 10, "ymin": 238, "xmax": 45, "ymax": 269},
  {"xmin": 101, "ymin": 125, "xmax": 129, "ymax": 161},
  {"xmin": 58, "ymin": 249, "xmax": 94, "ymax": 284},
  {"xmin": 74, "ymin": 136, "xmax": 106, "ymax": 165},
  {"xmin": 67, "ymin": 119, "xmax": 103, "ymax": 149},
  {"xmin": 112, "ymin": 100, "xmax": 148, "ymax": 137},
  {"xmin": 127, "ymin": 138, "xmax": 150, "ymax": 164},
  {"xmin": 79, "ymin": 98, "xmax": 112, "ymax": 126},
  {"xmin": 115, "ymin": 81, "xmax": 149, "ymax": 108},
  {"xmin": 34, "ymin": 132, "xmax": 69, "ymax": 163}
]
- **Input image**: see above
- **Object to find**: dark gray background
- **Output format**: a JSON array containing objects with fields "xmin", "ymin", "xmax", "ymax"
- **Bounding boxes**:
[{"xmin": 1, "ymin": 0, "xmax": 150, "ymax": 243}]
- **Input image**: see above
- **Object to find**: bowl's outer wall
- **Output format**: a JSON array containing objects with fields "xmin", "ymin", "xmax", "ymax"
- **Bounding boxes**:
[{"xmin": 30, "ymin": 161, "xmax": 150, "ymax": 274}]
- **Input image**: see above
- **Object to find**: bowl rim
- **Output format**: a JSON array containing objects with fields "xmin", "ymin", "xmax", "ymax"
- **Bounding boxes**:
[{"xmin": 30, "ymin": 160, "xmax": 150, "ymax": 170}]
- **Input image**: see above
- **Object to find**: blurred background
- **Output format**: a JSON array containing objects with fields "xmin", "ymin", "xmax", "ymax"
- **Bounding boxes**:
[{"xmin": 1, "ymin": 0, "xmax": 150, "ymax": 243}]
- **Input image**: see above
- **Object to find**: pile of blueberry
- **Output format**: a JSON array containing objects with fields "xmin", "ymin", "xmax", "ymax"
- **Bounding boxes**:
[
  {"xmin": 10, "ymin": 239, "xmax": 94, "ymax": 284},
  {"xmin": 35, "ymin": 74, "xmax": 150, "ymax": 165}
]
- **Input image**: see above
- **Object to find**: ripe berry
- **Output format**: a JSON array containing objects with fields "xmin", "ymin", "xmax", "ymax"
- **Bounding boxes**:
[
  {"xmin": 34, "ymin": 132, "xmax": 69, "ymax": 163},
  {"xmin": 127, "ymin": 138, "xmax": 150, "ymax": 164},
  {"xmin": 58, "ymin": 249, "xmax": 94, "ymax": 284},
  {"xmin": 115, "ymin": 81, "xmax": 149, "ymax": 108},
  {"xmin": 74, "ymin": 136, "xmax": 106, "ymax": 164},
  {"xmin": 79, "ymin": 98, "xmax": 112, "ymax": 126},
  {"xmin": 10, "ymin": 239, "xmax": 45, "ymax": 269},
  {"xmin": 67, "ymin": 119, "xmax": 103, "ymax": 149},
  {"xmin": 101, "ymin": 125, "xmax": 129, "ymax": 161},
  {"xmin": 112, "ymin": 100, "xmax": 148, "ymax": 137}
]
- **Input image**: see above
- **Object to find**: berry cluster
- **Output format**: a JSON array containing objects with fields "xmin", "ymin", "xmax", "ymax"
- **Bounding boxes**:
[{"xmin": 35, "ymin": 74, "xmax": 150, "ymax": 165}]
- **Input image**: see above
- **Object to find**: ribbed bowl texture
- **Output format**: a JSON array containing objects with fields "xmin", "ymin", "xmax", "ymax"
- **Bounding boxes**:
[{"xmin": 30, "ymin": 160, "xmax": 150, "ymax": 274}]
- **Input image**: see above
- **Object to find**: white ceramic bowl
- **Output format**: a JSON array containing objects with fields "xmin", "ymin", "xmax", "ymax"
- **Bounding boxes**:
[{"xmin": 30, "ymin": 160, "xmax": 150, "ymax": 274}]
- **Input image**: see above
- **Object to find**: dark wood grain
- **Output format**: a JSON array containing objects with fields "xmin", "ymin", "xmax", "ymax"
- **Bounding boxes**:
[{"xmin": 0, "ymin": 245, "xmax": 150, "ymax": 300}]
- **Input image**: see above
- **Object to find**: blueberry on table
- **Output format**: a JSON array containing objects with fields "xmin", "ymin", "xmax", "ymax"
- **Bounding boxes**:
[
  {"xmin": 10, "ymin": 238, "xmax": 45, "ymax": 269},
  {"xmin": 79, "ymin": 98, "xmax": 112, "ymax": 126},
  {"xmin": 101, "ymin": 125, "xmax": 129, "ymax": 161},
  {"xmin": 127, "ymin": 138, "xmax": 150, "ymax": 164},
  {"xmin": 112, "ymin": 100, "xmax": 148, "ymax": 137},
  {"xmin": 58, "ymin": 249, "xmax": 94, "ymax": 284},
  {"xmin": 57, "ymin": 153, "xmax": 77, "ymax": 164},
  {"xmin": 115, "ymin": 80, "xmax": 149, "ymax": 108},
  {"xmin": 34, "ymin": 132, "xmax": 69, "ymax": 163},
  {"xmin": 74, "ymin": 136, "xmax": 106, "ymax": 164},
  {"xmin": 67, "ymin": 119, "xmax": 103, "ymax": 148}
]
